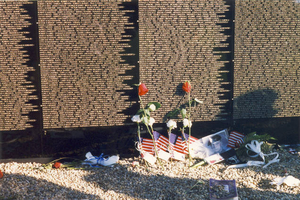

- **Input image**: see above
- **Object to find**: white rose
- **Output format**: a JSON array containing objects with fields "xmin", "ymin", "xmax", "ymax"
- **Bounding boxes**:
[
  {"xmin": 183, "ymin": 118, "xmax": 192, "ymax": 128},
  {"xmin": 148, "ymin": 117, "xmax": 155, "ymax": 126},
  {"xmin": 149, "ymin": 104, "xmax": 156, "ymax": 111},
  {"xmin": 131, "ymin": 115, "xmax": 141, "ymax": 123},
  {"xmin": 166, "ymin": 119, "xmax": 177, "ymax": 130},
  {"xmin": 141, "ymin": 116, "xmax": 149, "ymax": 125},
  {"xmin": 141, "ymin": 116, "xmax": 155, "ymax": 126}
]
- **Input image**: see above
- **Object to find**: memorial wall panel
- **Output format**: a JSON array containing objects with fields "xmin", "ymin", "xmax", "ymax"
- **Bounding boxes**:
[
  {"xmin": 38, "ymin": 0, "xmax": 135, "ymax": 129},
  {"xmin": 0, "ymin": 1, "xmax": 38, "ymax": 131},
  {"xmin": 139, "ymin": 0, "xmax": 231, "ymax": 122},
  {"xmin": 2, "ymin": 0, "xmax": 298, "ymax": 131},
  {"xmin": 234, "ymin": 0, "xmax": 300, "ymax": 119}
]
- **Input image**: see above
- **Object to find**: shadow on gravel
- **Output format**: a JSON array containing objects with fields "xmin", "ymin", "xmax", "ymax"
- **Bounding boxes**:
[
  {"xmin": 82, "ymin": 163, "xmax": 300, "ymax": 200},
  {"xmin": 0, "ymin": 173, "xmax": 100, "ymax": 199},
  {"xmin": 1, "ymin": 160, "xmax": 300, "ymax": 200}
]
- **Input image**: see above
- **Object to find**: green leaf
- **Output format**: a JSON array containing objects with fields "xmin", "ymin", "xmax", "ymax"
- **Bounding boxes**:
[
  {"xmin": 136, "ymin": 108, "xmax": 150, "ymax": 117},
  {"xmin": 243, "ymin": 132, "xmax": 277, "ymax": 144},
  {"xmin": 236, "ymin": 132, "xmax": 277, "ymax": 159},
  {"xmin": 261, "ymin": 142, "xmax": 276, "ymax": 154},
  {"xmin": 145, "ymin": 109, "xmax": 151, "ymax": 116},
  {"xmin": 166, "ymin": 109, "xmax": 180, "ymax": 118},
  {"xmin": 180, "ymin": 102, "xmax": 189, "ymax": 108},
  {"xmin": 136, "ymin": 109, "xmax": 144, "ymax": 115},
  {"xmin": 147, "ymin": 102, "xmax": 161, "ymax": 109},
  {"xmin": 133, "ymin": 83, "xmax": 140, "ymax": 87},
  {"xmin": 242, "ymin": 132, "xmax": 257, "ymax": 144}
]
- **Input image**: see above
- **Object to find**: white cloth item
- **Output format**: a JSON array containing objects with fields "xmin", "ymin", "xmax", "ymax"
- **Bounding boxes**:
[
  {"xmin": 84, "ymin": 152, "xmax": 119, "ymax": 166},
  {"xmin": 271, "ymin": 176, "xmax": 300, "ymax": 187},
  {"xmin": 227, "ymin": 140, "xmax": 279, "ymax": 169},
  {"xmin": 227, "ymin": 160, "xmax": 265, "ymax": 169},
  {"xmin": 245, "ymin": 140, "xmax": 264, "ymax": 159},
  {"xmin": 85, "ymin": 152, "xmax": 95, "ymax": 161}
]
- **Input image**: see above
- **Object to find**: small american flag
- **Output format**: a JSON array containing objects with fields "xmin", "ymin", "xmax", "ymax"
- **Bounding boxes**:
[
  {"xmin": 168, "ymin": 132, "xmax": 177, "ymax": 152},
  {"xmin": 169, "ymin": 133, "xmax": 188, "ymax": 155},
  {"xmin": 182, "ymin": 133, "xmax": 199, "ymax": 154},
  {"xmin": 176, "ymin": 135, "xmax": 189, "ymax": 154},
  {"xmin": 153, "ymin": 131, "xmax": 169, "ymax": 152},
  {"xmin": 183, "ymin": 133, "xmax": 198, "ymax": 144},
  {"xmin": 140, "ymin": 137, "xmax": 155, "ymax": 155},
  {"xmin": 227, "ymin": 131, "xmax": 244, "ymax": 148}
]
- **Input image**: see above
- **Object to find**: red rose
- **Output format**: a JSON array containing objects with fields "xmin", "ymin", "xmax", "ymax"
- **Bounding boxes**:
[
  {"xmin": 138, "ymin": 83, "xmax": 149, "ymax": 96},
  {"xmin": 53, "ymin": 162, "xmax": 62, "ymax": 169},
  {"xmin": 0, "ymin": 170, "xmax": 3, "ymax": 179},
  {"xmin": 182, "ymin": 81, "xmax": 191, "ymax": 93}
]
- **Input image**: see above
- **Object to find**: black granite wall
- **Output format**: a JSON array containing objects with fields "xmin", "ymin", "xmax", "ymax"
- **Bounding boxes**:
[
  {"xmin": 139, "ymin": 0, "xmax": 232, "ymax": 122},
  {"xmin": 0, "ymin": 0, "xmax": 299, "ymax": 159},
  {"xmin": 38, "ymin": 0, "xmax": 136, "ymax": 129},
  {"xmin": 234, "ymin": 0, "xmax": 300, "ymax": 119},
  {"xmin": 0, "ymin": 1, "xmax": 39, "ymax": 131}
]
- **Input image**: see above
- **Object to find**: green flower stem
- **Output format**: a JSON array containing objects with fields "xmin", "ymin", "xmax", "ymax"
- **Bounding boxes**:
[
  {"xmin": 188, "ymin": 92, "xmax": 192, "ymax": 165},
  {"xmin": 137, "ymin": 121, "xmax": 151, "ymax": 170},
  {"xmin": 181, "ymin": 127, "xmax": 189, "ymax": 156},
  {"xmin": 139, "ymin": 96, "xmax": 164, "ymax": 170},
  {"xmin": 168, "ymin": 129, "xmax": 173, "ymax": 162},
  {"xmin": 136, "ymin": 123, "xmax": 150, "ymax": 170},
  {"xmin": 180, "ymin": 126, "xmax": 187, "ymax": 147},
  {"xmin": 39, "ymin": 157, "xmax": 82, "ymax": 170},
  {"xmin": 137, "ymin": 122, "xmax": 141, "ymax": 144},
  {"xmin": 146, "ymin": 124, "xmax": 164, "ymax": 169}
]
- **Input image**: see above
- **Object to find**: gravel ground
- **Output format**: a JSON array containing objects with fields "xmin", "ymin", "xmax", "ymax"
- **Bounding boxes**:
[{"xmin": 0, "ymin": 150, "xmax": 299, "ymax": 200}]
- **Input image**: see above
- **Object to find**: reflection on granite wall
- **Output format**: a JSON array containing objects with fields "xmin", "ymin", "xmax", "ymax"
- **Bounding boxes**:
[
  {"xmin": 234, "ymin": 0, "xmax": 300, "ymax": 119},
  {"xmin": 38, "ymin": 0, "xmax": 135, "ymax": 129},
  {"xmin": 139, "ymin": 0, "xmax": 231, "ymax": 122},
  {"xmin": 0, "ymin": 1, "xmax": 38, "ymax": 131}
]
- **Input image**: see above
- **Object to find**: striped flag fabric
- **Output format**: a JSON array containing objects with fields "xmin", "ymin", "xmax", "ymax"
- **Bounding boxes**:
[
  {"xmin": 139, "ymin": 132, "xmax": 169, "ymax": 156},
  {"xmin": 140, "ymin": 137, "xmax": 155, "ymax": 154},
  {"xmin": 169, "ymin": 133, "xmax": 188, "ymax": 155},
  {"xmin": 176, "ymin": 135, "xmax": 189, "ymax": 154},
  {"xmin": 153, "ymin": 131, "xmax": 169, "ymax": 152},
  {"xmin": 169, "ymin": 133, "xmax": 186, "ymax": 161},
  {"xmin": 182, "ymin": 133, "xmax": 199, "ymax": 154},
  {"xmin": 227, "ymin": 131, "xmax": 244, "ymax": 148},
  {"xmin": 139, "ymin": 132, "xmax": 201, "ymax": 160},
  {"xmin": 183, "ymin": 133, "xmax": 198, "ymax": 144},
  {"xmin": 168, "ymin": 132, "xmax": 177, "ymax": 152}
]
